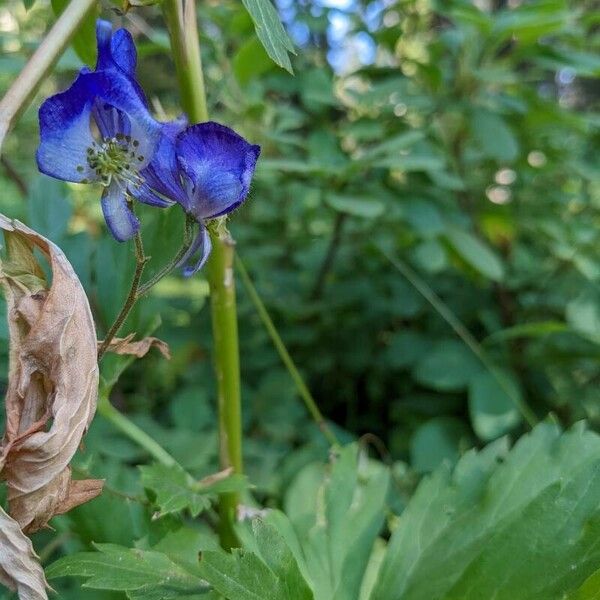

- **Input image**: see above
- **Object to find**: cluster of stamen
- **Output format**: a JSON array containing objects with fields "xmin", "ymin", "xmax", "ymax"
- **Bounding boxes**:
[{"xmin": 78, "ymin": 133, "xmax": 145, "ymax": 187}]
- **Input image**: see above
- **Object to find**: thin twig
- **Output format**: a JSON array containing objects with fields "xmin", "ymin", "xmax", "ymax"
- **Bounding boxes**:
[
  {"xmin": 97, "ymin": 230, "xmax": 148, "ymax": 360},
  {"xmin": 376, "ymin": 244, "xmax": 538, "ymax": 427},
  {"xmin": 137, "ymin": 214, "xmax": 195, "ymax": 296},
  {"xmin": 236, "ymin": 254, "xmax": 340, "ymax": 447}
]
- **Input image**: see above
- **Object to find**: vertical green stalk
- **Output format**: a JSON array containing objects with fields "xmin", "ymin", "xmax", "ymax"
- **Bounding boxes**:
[
  {"xmin": 162, "ymin": 0, "xmax": 208, "ymax": 123},
  {"xmin": 162, "ymin": 0, "xmax": 242, "ymax": 549},
  {"xmin": 206, "ymin": 221, "xmax": 243, "ymax": 549}
]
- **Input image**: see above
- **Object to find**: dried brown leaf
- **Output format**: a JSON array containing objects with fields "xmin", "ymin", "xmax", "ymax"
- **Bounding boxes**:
[
  {"xmin": 0, "ymin": 505, "xmax": 48, "ymax": 600},
  {"xmin": 0, "ymin": 215, "xmax": 101, "ymax": 532},
  {"xmin": 100, "ymin": 333, "xmax": 171, "ymax": 359}
]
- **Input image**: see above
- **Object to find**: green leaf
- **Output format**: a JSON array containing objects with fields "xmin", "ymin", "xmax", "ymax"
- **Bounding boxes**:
[
  {"xmin": 566, "ymin": 288, "xmax": 600, "ymax": 343},
  {"xmin": 27, "ymin": 177, "xmax": 72, "ymax": 243},
  {"xmin": 484, "ymin": 321, "xmax": 568, "ymax": 344},
  {"xmin": 51, "ymin": 0, "xmax": 98, "ymax": 66},
  {"xmin": 404, "ymin": 199, "xmax": 445, "ymax": 238},
  {"xmin": 373, "ymin": 423, "xmax": 600, "ymax": 600},
  {"xmin": 569, "ymin": 568, "xmax": 600, "ymax": 599},
  {"xmin": 233, "ymin": 35, "xmax": 275, "ymax": 85},
  {"xmin": 468, "ymin": 370, "xmax": 522, "ymax": 441},
  {"xmin": 46, "ymin": 543, "xmax": 209, "ymax": 599},
  {"xmin": 410, "ymin": 416, "xmax": 472, "ymax": 473},
  {"xmin": 326, "ymin": 194, "xmax": 385, "ymax": 219},
  {"xmin": 279, "ymin": 445, "xmax": 390, "ymax": 600},
  {"xmin": 241, "ymin": 0, "xmax": 295, "ymax": 73},
  {"xmin": 445, "ymin": 228, "xmax": 505, "ymax": 281},
  {"xmin": 413, "ymin": 339, "xmax": 481, "ymax": 392},
  {"xmin": 140, "ymin": 463, "xmax": 247, "ymax": 518},
  {"xmin": 411, "ymin": 239, "xmax": 447, "ymax": 274},
  {"xmin": 471, "ymin": 109, "xmax": 519, "ymax": 162},
  {"xmin": 199, "ymin": 519, "xmax": 313, "ymax": 600}
]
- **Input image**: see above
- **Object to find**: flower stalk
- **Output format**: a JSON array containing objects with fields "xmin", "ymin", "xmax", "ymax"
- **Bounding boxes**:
[{"xmin": 162, "ymin": 0, "xmax": 244, "ymax": 549}]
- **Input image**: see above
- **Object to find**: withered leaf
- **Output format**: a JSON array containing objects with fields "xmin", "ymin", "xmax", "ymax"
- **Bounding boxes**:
[
  {"xmin": 0, "ymin": 505, "xmax": 48, "ymax": 600},
  {"xmin": 100, "ymin": 333, "xmax": 171, "ymax": 359},
  {"xmin": 0, "ymin": 215, "xmax": 102, "ymax": 533}
]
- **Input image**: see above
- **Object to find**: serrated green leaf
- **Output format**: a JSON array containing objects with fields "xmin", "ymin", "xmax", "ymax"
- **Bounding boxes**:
[
  {"xmin": 373, "ymin": 423, "xmax": 600, "ymax": 600},
  {"xmin": 140, "ymin": 463, "xmax": 247, "ymax": 518},
  {"xmin": 280, "ymin": 445, "xmax": 390, "ymax": 600},
  {"xmin": 200, "ymin": 520, "xmax": 313, "ymax": 600},
  {"xmin": 46, "ymin": 543, "xmax": 209, "ymax": 599},
  {"xmin": 241, "ymin": 0, "xmax": 295, "ymax": 73}
]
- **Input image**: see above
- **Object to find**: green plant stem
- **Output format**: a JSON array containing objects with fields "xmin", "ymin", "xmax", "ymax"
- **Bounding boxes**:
[
  {"xmin": 237, "ymin": 255, "xmax": 339, "ymax": 447},
  {"xmin": 98, "ymin": 231, "xmax": 147, "ymax": 360},
  {"xmin": 97, "ymin": 395, "xmax": 178, "ymax": 467},
  {"xmin": 162, "ymin": 0, "xmax": 243, "ymax": 550},
  {"xmin": 206, "ymin": 224, "xmax": 243, "ymax": 550},
  {"xmin": 0, "ymin": 0, "xmax": 97, "ymax": 153},
  {"xmin": 98, "ymin": 216, "xmax": 196, "ymax": 359},
  {"xmin": 377, "ymin": 244, "xmax": 538, "ymax": 427},
  {"xmin": 137, "ymin": 215, "xmax": 195, "ymax": 296},
  {"xmin": 162, "ymin": 0, "xmax": 208, "ymax": 123}
]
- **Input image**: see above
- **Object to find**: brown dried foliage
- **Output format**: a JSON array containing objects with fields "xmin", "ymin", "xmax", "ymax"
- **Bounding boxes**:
[
  {"xmin": 0, "ymin": 216, "xmax": 103, "ymax": 599},
  {"xmin": 100, "ymin": 333, "xmax": 171, "ymax": 359}
]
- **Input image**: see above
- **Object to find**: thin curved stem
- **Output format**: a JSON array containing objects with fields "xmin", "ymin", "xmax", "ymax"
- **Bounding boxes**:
[
  {"xmin": 137, "ymin": 215, "xmax": 195, "ymax": 296},
  {"xmin": 97, "ymin": 395, "xmax": 179, "ymax": 467},
  {"xmin": 376, "ymin": 244, "xmax": 538, "ymax": 427},
  {"xmin": 236, "ymin": 255, "xmax": 339, "ymax": 447},
  {"xmin": 97, "ymin": 231, "xmax": 147, "ymax": 360}
]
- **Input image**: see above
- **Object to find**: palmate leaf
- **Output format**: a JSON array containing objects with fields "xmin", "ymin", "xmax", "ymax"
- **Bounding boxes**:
[
  {"xmin": 199, "ymin": 519, "xmax": 313, "ymax": 600},
  {"xmin": 274, "ymin": 444, "xmax": 390, "ymax": 600},
  {"xmin": 241, "ymin": 0, "xmax": 295, "ymax": 73},
  {"xmin": 46, "ymin": 543, "xmax": 210, "ymax": 599},
  {"xmin": 372, "ymin": 422, "xmax": 600, "ymax": 600},
  {"xmin": 140, "ymin": 463, "xmax": 247, "ymax": 518}
]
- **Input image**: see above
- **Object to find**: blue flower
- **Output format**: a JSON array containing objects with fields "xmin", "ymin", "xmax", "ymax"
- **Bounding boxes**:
[
  {"xmin": 36, "ymin": 20, "xmax": 169, "ymax": 242},
  {"xmin": 141, "ymin": 122, "xmax": 260, "ymax": 275}
]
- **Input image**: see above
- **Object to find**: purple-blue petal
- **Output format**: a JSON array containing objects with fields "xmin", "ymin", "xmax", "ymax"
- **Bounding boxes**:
[
  {"xmin": 36, "ymin": 70, "xmax": 98, "ymax": 183},
  {"xmin": 95, "ymin": 19, "xmax": 137, "ymax": 77},
  {"xmin": 140, "ymin": 117, "xmax": 189, "ymax": 207},
  {"xmin": 130, "ymin": 180, "xmax": 174, "ymax": 208},
  {"xmin": 101, "ymin": 181, "xmax": 140, "ymax": 241},
  {"xmin": 37, "ymin": 69, "xmax": 161, "ymax": 183},
  {"xmin": 175, "ymin": 122, "xmax": 260, "ymax": 221},
  {"xmin": 176, "ymin": 223, "xmax": 212, "ymax": 276}
]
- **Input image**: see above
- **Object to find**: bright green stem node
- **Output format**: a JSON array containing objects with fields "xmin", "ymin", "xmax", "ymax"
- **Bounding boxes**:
[{"xmin": 162, "ymin": 0, "xmax": 243, "ymax": 550}]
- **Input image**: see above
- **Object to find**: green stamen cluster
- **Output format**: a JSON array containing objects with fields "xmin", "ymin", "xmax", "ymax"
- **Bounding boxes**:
[{"xmin": 78, "ymin": 134, "xmax": 145, "ymax": 186}]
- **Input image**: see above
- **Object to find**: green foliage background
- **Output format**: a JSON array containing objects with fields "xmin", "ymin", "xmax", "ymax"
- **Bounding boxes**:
[{"xmin": 0, "ymin": 0, "xmax": 599, "ymax": 598}]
